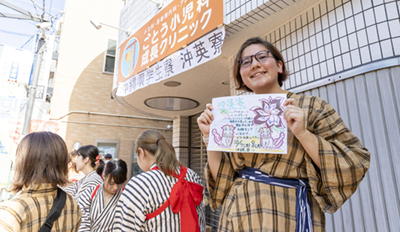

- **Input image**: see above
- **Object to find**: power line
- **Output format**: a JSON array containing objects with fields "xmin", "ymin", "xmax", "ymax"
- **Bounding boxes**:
[
  {"xmin": 20, "ymin": 34, "xmax": 36, "ymax": 49},
  {"xmin": 30, "ymin": 0, "xmax": 40, "ymax": 20},
  {"xmin": 0, "ymin": 29, "xmax": 33, "ymax": 37},
  {"xmin": 42, "ymin": 0, "xmax": 45, "ymax": 20}
]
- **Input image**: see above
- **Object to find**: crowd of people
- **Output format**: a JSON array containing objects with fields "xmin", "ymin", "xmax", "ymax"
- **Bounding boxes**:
[{"xmin": 0, "ymin": 37, "xmax": 370, "ymax": 232}]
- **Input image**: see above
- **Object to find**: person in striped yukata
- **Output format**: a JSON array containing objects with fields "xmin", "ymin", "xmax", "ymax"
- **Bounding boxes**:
[
  {"xmin": 0, "ymin": 131, "xmax": 81, "ymax": 231},
  {"xmin": 62, "ymin": 145, "xmax": 103, "ymax": 202},
  {"xmin": 78, "ymin": 158, "xmax": 128, "ymax": 231},
  {"xmin": 114, "ymin": 130, "xmax": 206, "ymax": 232},
  {"xmin": 197, "ymin": 37, "xmax": 370, "ymax": 231}
]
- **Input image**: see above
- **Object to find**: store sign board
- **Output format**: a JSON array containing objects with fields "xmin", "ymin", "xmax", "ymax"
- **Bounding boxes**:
[
  {"xmin": 117, "ymin": 0, "xmax": 223, "ymax": 84},
  {"xmin": 116, "ymin": 26, "xmax": 225, "ymax": 97}
]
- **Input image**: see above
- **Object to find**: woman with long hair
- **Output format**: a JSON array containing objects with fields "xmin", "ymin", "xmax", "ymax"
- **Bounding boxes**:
[
  {"xmin": 0, "ymin": 132, "xmax": 81, "ymax": 231},
  {"xmin": 114, "ymin": 130, "xmax": 205, "ymax": 232},
  {"xmin": 63, "ymin": 145, "xmax": 103, "ymax": 201},
  {"xmin": 78, "ymin": 158, "xmax": 127, "ymax": 232},
  {"xmin": 197, "ymin": 37, "xmax": 370, "ymax": 231}
]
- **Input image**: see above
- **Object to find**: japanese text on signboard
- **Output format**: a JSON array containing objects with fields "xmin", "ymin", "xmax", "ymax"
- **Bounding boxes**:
[
  {"xmin": 117, "ymin": 26, "xmax": 225, "ymax": 97},
  {"xmin": 118, "ymin": 0, "xmax": 223, "ymax": 84}
]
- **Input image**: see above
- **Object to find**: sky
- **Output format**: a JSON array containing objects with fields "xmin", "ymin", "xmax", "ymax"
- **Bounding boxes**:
[{"xmin": 0, "ymin": 0, "xmax": 65, "ymax": 51}]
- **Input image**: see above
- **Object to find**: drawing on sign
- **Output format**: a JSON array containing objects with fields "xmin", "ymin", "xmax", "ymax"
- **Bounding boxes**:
[
  {"xmin": 250, "ymin": 96, "xmax": 285, "ymax": 129},
  {"xmin": 212, "ymin": 124, "xmax": 236, "ymax": 148},
  {"xmin": 250, "ymin": 96, "xmax": 286, "ymax": 150},
  {"xmin": 258, "ymin": 127, "xmax": 274, "ymax": 149},
  {"xmin": 121, "ymin": 38, "xmax": 139, "ymax": 77}
]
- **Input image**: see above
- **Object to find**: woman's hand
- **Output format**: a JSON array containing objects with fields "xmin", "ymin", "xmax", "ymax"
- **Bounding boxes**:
[
  {"xmin": 197, "ymin": 103, "xmax": 214, "ymax": 137},
  {"xmin": 283, "ymin": 98, "xmax": 321, "ymax": 168},
  {"xmin": 283, "ymin": 98, "xmax": 308, "ymax": 139}
]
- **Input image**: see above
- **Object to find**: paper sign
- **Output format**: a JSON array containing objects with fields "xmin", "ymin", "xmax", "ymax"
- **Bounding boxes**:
[{"xmin": 208, "ymin": 94, "xmax": 288, "ymax": 154}]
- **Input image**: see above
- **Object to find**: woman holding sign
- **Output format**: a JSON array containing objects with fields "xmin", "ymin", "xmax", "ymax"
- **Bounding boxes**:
[{"xmin": 197, "ymin": 37, "xmax": 370, "ymax": 232}]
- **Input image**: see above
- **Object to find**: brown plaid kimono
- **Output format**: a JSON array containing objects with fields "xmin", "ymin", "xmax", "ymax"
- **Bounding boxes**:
[
  {"xmin": 205, "ymin": 91, "xmax": 370, "ymax": 232},
  {"xmin": 0, "ymin": 184, "xmax": 81, "ymax": 232}
]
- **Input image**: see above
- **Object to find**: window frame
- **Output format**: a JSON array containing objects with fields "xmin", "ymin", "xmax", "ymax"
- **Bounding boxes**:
[{"xmin": 103, "ymin": 37, "xmax": 117, "ymax": 74}]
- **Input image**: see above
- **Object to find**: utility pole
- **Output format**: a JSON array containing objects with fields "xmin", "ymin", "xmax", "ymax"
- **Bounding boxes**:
[{"xmin": 21, "ymin": 23, "xmax": 49, "ymax": 136}]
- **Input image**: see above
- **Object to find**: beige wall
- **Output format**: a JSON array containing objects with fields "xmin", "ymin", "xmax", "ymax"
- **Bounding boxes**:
[{"xmin": 51, "ymin": 0, "xmax": 173, "ymax": 177}]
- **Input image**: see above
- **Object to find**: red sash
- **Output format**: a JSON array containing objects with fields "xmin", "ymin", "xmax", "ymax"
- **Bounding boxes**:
[{"xmin": 145, "ymin": 166, "xmax": 203, "ymax": 232}]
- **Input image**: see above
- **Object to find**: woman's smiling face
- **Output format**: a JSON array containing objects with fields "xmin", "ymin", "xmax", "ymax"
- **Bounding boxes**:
[{"xmin": 239, "ymin": 43, "xmax": 283, "ymax": 94}]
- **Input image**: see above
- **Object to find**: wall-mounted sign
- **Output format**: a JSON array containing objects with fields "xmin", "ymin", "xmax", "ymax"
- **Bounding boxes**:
[
  {"xmin": 117, "ymin": 0, "xmax": 223, "ymax": 84},
  {"xmin": 117, "ymin": 26, "xmax": 225, "ymax": 97}
]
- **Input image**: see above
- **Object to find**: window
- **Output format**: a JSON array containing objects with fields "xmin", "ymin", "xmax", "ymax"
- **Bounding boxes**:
[
  {"xmin": 95, "ymin": 139, "xmax": 119, "ymax": 159},
  {"xmin": 103, "ymin": 39, "xmax": 116, "ymax": 73}
]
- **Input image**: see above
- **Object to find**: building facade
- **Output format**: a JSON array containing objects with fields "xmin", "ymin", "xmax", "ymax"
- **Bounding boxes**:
[
  {"xmin": 115, "ymin": 0, "xmax": 400, "ymax": 231},
  {"xmin": 51, "ymin": 0, "xmax": 173, "ymax": 178}
]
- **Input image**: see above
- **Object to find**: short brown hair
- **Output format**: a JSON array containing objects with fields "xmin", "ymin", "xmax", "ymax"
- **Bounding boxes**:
[
  {"xmin": 135, "ymin": 130, "xmax": 182, "ymax": 176},
  {"xmin": 10, "ymin": 131, "xmax": 70, "ymax": 193},
  {"xmin": 233, "ymin": 37, "xmax": 289, "ymax": 92}
]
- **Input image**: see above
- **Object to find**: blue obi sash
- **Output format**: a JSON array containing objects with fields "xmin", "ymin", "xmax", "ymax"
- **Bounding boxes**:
[{"xmin": 237, "ymin": 166, "xmax": 313, "ymax": 232}]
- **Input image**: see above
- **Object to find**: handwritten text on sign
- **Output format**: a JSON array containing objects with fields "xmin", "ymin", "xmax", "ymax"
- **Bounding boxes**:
[{"xmin": 208, "ymin": 94, "xmax": 288, "ymax": 154}]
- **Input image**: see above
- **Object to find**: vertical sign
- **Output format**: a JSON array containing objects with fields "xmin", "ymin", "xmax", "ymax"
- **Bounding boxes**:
[{"xmin": 36, "ymin": 35, "xmax": 55, "ymax": 101}]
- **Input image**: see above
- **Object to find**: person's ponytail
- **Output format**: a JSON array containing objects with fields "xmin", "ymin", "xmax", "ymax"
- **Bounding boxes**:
[
  {"xmin": 136, "ymin": 130, "xmax": 182, "ymax": 176},
  {"xmin": 155, "ymin": 138, "xmax": 182, "ymax": 176}
]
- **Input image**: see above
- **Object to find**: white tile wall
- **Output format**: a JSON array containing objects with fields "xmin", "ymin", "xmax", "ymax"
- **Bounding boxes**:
[
  {"xmin": 252, "ymin": 0, "xmax": 400, "ymax": 89},
  {"xmin": 393, "ymin": 38, "xmax": 400, "ymax": 54},
  {"xmin": 370, "ymin": 43, "xmax": 382, "ymax": 61},
  {"xmin": 360, "ymin": 46, "xmax": 371, "ymax": 63},
  {"xmin": 225, "ymin": 0, "xmax": 298, "ymax": 36},
  {"xmin": 381, "ymin": 39, "xmax": 394, "ymax": 58},
  {"xmin": 350, "ymin": 49, "xmax": 361, "ymax": 66}
]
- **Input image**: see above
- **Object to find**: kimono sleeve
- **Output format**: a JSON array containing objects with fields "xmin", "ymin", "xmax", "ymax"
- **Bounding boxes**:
[
  {"xmin": 62, "ymin": 181, "xmax": 79, "ymax": 198},
  {"xmin": 77, "ymin": 186, "xmax": 95, "ymax": 232},
  {"xmin": 305, "ymin": 97, "xmax": 370, "ymax": 213},
  {"xmin": 205, "ymin": 152, "xmax": 236, "ymax": 211}
]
